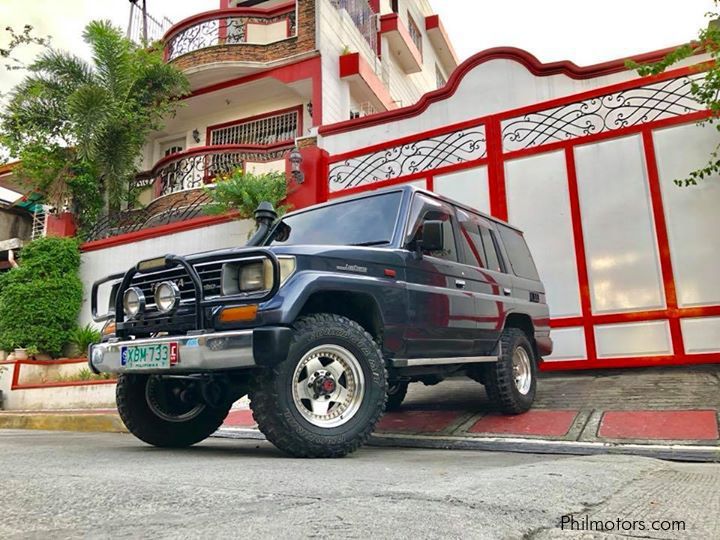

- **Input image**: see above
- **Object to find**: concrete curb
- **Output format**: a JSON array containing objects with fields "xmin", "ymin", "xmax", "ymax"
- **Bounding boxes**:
[
  {"xmin": 4, "ymin": 415, "xmax": 719, "ymax": 462},
  {"xmin": 368, "ymin": 433, "xmax": 720, "ymax": 462},
  {"xmin": 0, "ymin": 412, "xmax": 126, "ymax": 433},
  {"xmin": 214, "ymin": 428, "xmax": 720, "ymax": 462}
]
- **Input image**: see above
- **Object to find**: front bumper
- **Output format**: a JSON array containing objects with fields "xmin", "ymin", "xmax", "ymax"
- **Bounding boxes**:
[{"xmin": 89, "ymin": 326, "xmax": 292, "ymax": 374}]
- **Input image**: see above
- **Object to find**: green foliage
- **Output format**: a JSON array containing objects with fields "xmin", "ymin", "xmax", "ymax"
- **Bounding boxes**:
[
  {"xmin": 0, "ymin": 237, "xmax": 83, "ymax": 356},
  {"xmin": 627, "ymin": 5, "xmax": 720, "ymax": 186},
  {"xmin": 0, "ymin": 25, "xmax": 51, "ymax": 81},
  {"xmin": 68, "ymin": 324, "xmax": 102, "ymax": 357},
  {"xmin": 17, "ymin": 236, "xmax": 80, "ymax": 277},
  {"xmin": 0, "ymin": 20, "xmax": 189, "ymax": 222},
  {"xmin": 51, "ymin": 368, "xmax": 113, "ymax": 382},
  {"xmin": 205, "ymin": 169, "xmax": 290, "ymax": 219}
]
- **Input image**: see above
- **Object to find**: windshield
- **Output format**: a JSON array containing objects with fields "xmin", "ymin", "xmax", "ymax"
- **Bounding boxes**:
[{"xmin": 270, "ymin": 191, "xmax": 402, "ymax": 247}]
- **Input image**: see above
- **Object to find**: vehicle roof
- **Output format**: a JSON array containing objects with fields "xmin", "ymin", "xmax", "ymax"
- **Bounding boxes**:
[{"xmin": 283, "ymin": 184, "xmax": 521, "ymax": 232}]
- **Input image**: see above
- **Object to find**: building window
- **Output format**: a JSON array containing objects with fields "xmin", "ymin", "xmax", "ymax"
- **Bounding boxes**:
[
  {"xmin": 407, "ymin": 12, "xmax": 422, "ymax": 56},
  {"xmin": 391, "ymin": 0, "xmax": 399, "ymax": 13},
  {"xmin": 436, "ymin": 64, "xmax": 447, "ymax": 88},
  {"xmin": 208, "ymin": 107, "xmax": 300, "ymax": 146}
]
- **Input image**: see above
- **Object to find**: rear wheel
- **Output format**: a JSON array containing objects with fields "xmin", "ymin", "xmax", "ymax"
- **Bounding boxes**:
[
  {"xmin": 249, "ymin": 314, "xmax": 387, "ymax": 458},
  {"xmin": 386, "ymin": 381, "xmax": 409, "ymax": 412},
  {"xmin": 116, "ymin": 374, "xmax": 231, "ymax": 447},
  {"xmin": 483, "ymin": 328, "xmax": 537, "ymax": 414}
]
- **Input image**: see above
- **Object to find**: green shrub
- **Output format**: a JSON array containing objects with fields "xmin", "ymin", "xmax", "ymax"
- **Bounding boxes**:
[
  {"xmin": 18, "ymin": 236, "xmax": 80, "ymax": 277},
  {"xmin": 205, "ymin": 169, "xmax": 290, "ymax": 219},
  {"xmin": 0, "ymin": 237, "xmax": 83, "ymax": 357},
  {"xmin": 68, "ymin": 323, "xmax": 102, "ymax": 357}
]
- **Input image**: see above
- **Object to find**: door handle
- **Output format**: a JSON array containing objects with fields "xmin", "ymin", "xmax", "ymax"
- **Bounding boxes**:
[
  {"xmin": 503, "ymin": 287, "xmax": 512, "ymax": 296},
  {"xmin": 455, "ymin": 279, "xmax": 466, "ymax": 289}
]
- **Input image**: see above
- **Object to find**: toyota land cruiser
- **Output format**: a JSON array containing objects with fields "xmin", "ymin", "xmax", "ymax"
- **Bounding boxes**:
[{"xmin": 89, "ymin": 186, "xmax": 552, "ymax": 457}]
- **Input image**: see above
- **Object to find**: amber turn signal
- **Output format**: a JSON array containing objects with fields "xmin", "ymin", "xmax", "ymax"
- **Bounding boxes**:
[
  {"xmin": 218, "ymin": 305, "xmax": 258, "ymax": 323},
  {"xmin": 101, "ymin": 321, "xmax": 116, "ymax": 336}
]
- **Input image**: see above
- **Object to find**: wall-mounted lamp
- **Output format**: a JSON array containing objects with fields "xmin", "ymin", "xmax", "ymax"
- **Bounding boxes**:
[
  {"xmin": 306, "ymin": 101, "xmax": 313, "ymax": 118},
  {"xmin": 192, "ymin": 129, "xmax": 201, "ymax": 143},
  {"xmin": 289, "ymin": 146, "xmax": 305, "ymax": 184}
]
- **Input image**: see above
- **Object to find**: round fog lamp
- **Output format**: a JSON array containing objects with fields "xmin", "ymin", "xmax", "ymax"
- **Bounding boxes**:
[
  {"xmin": 154, "ymin": 281, "xmax": 181, "ymax": 313},
  {"xmin": 123, "ymin": 287, "xmax": 145, "ymax": 318}
]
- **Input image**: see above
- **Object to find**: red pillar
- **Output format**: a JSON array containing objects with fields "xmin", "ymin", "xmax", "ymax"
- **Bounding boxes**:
[
  {"xmin": 285, "ymin": 146, "xmax": 329, "ymax": 211},
  {"xmin": 45, "ymin": 213, "xmax": 77, "ymax": 238}
]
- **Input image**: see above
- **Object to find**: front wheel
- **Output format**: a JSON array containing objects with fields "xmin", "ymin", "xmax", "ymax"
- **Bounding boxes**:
[
  {"xmin": 116, "ymin": 374, "xmax": 231, "ymax": 447},
  {"xmin": 483, "ymin": 328, "xmax": 537, "ymax": 414},
  {"xmin": 249, "ymin": 314, "xmax": 388, "ymax": 458}
]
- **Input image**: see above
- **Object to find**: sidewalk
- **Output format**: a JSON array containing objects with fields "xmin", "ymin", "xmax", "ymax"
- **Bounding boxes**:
[
  {"xmin": 2, "ymin": 365, "xmax": 719, "ymax": 461},
  {"xmin": 219, "ymin": 365, "xmax": 720, "ymax": 461}
]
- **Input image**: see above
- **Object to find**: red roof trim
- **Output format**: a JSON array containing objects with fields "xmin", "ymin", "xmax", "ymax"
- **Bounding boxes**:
[
  {"xmin": 319, "ymin": 45, "xmax": 685, "ymax": 137},
  {"xmin": 0, "ymin": 161, "xmax": 19, "ymax": 176}
]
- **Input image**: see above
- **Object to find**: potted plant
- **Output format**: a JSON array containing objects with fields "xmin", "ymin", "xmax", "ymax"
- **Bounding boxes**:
[
  {"xmin": 27, "ymin": 346, "xmax": 51, "ymax": 361},
  {"xmin": 13, "ymin": 346, "xmax": 28, "ymax": 361},
  {"xmin": 68, "ymin": 324, "xmax": 102, "ymax": 359}
]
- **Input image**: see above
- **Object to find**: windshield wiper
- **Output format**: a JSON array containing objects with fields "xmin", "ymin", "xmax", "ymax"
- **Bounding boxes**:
[{"xmin": 351, "ymin": 240, "xmax": 391, "ymax": 247}]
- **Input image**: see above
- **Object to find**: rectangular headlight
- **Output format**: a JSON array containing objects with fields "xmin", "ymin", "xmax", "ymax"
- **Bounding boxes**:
[
  {"xmin": 221, "ymin": 259, "xmax": 273, "ymax": 295},
  {"xmin": 240, "ymin": 262, "xmax": 265, "ymax": 292}
]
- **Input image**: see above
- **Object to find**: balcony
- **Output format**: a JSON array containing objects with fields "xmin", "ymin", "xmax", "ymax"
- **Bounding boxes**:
[
  {"xmin": 339, "ymin": 53, "xmax": 396, "ymax": 112},
  {"xmin": 162, "ymin": 0, "xmax": 316, "ymax": 88},
  {"xmin": 379, "ymin": 13, "xmax": 422, "ymax": 74},
  {"xmin": 85, "ymin": 145, "xmax": 290, "ymax": 242},
  {"xmin": 425, "ymin": 15, "xmax": 459, "ymax": 74},
  {"xmin": 148, "ymin": 144, "xmax": 291, "ymax": 198}
]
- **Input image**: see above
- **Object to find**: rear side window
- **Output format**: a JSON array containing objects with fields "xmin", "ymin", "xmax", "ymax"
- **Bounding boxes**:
[
  {"xmin": 498, "ymin": 225, "xmax": 540, "ymax": 280},
  {"xmin": 456, "ymin": 209, "xmax": 504, "ymax": 273},
  {"xmin": 479, "ymin": 227, "xmax": 503, "ymax": 273},
  {"xmin": 457, "ymin": 210, "xmax": 486, "ymax": 268}
]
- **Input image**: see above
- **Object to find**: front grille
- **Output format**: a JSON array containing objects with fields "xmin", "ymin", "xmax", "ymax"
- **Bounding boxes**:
[
  {"xmin": 129, "ymin": 261, "xmax": 223, "ymax": 309},
  {"xmin": 119, "ymin": 261, "xmax": 224, "ymax": 334}
]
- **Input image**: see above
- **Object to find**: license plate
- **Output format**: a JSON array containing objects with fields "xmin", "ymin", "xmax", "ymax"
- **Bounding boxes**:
[{"xmin": 121, "ymin": 342, "xmax": 179, "ymax": 369}]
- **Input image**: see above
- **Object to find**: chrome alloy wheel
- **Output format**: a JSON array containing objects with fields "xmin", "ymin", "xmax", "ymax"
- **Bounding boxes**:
[
  {"xmin": 512, "ymin": 347, "xmax": 533, "ymax": 395},
  {"xmin": 145, "ymin": 375, "xmax": 206, "ymax": 423},
  {"xmin": 291, "ymin": 344, "xmax": 366, "ymax": 428}
]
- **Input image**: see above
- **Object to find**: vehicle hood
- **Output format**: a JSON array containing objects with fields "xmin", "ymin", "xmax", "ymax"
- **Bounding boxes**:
[{"xmin": 183, "ymin": 244, "xmax": 406, "ymax": 266}]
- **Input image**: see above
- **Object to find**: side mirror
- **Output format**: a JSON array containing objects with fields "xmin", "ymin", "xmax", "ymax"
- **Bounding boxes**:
[{"xmin": 421, "ymin": 220, "xmax": 445, "ymax": 252}]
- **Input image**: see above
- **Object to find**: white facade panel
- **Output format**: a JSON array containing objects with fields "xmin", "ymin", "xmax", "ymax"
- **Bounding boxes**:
[
  {"xmin": 680, "ymin": 317, "xmax": 720, "ymax": 354},
  {"xmin": 574, "ymin": 135, "xmax": 665, "ymax": 314},
  {"xmin": 433, "ymin": 165, "xmax": 489, "ymax": 214},
  {"xmin": 505, "ymin": 151, "xmax": 581, "ymax": 318},
  {"xmin": 545, "ymin": 327, "xmax": 587, "ymax": 362},
  {"xmin": 653, "ymin": 122, "xmax": 720, "ymax": 307},
  {"xmin": 80, "ymin": 220, "xmax": 256, "ymax": 327},
  {"xmin": 594, "ymin": 320, "xmax": 672, "ymax": 358}
]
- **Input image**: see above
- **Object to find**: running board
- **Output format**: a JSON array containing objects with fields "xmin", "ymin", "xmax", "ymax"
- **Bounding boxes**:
[{"xmin": 391, "ymin": 355, "xmax": 499, "ymax": 368}]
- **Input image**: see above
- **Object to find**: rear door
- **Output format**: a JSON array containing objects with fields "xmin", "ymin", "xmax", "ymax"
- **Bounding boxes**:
[
  {"xmin": 495, "ymin": 223, "xmax": 549, "ymax": 335},
  {"xmin": 455, "ymin": 209, "xmax": 513, "ymax": 354},
  {"xmin": 403, "ymin": 193, "xmax": 477, "ymax": 358}
]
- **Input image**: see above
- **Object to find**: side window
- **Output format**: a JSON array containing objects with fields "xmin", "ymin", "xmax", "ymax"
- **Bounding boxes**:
[
  {"xmin": 479, "ymin": 226, "xmax": 503, "ymax": 273},
  {"xmin": 407, "ymin": 195, "xmax": 458, "ymax": 262},
  {"xmin": 497, "ymin": 224, "xmax": 540, "ymax": 280},
  {"xmin": 456, "ymin": 210, "xmax": 486, "ymax": 268}
]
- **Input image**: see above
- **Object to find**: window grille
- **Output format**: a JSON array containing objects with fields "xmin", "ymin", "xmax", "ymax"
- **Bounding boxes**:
[
  {"xmin": 407, "ymin": 13, "xmax": 422, "ymax": 56},
  {"xmin": 209, "ymin": 109, "xmax": 299, "ymax": 146}
]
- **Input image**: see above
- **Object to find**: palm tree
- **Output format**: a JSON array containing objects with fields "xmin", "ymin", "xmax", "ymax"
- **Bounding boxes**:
[{"xmin": 1, "ymin": 20, "xmax": 188, "ymax": 215}]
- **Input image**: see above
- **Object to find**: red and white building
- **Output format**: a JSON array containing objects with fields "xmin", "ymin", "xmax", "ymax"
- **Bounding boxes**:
[{"xmin": 35, "ymin": 1, "xmax": 720, "ymax": 371}]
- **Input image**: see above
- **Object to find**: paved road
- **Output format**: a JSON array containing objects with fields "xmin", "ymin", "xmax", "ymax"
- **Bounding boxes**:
[{"xmin": 1, "ymin": 430, "xmax": 718, "ymax": 539}]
